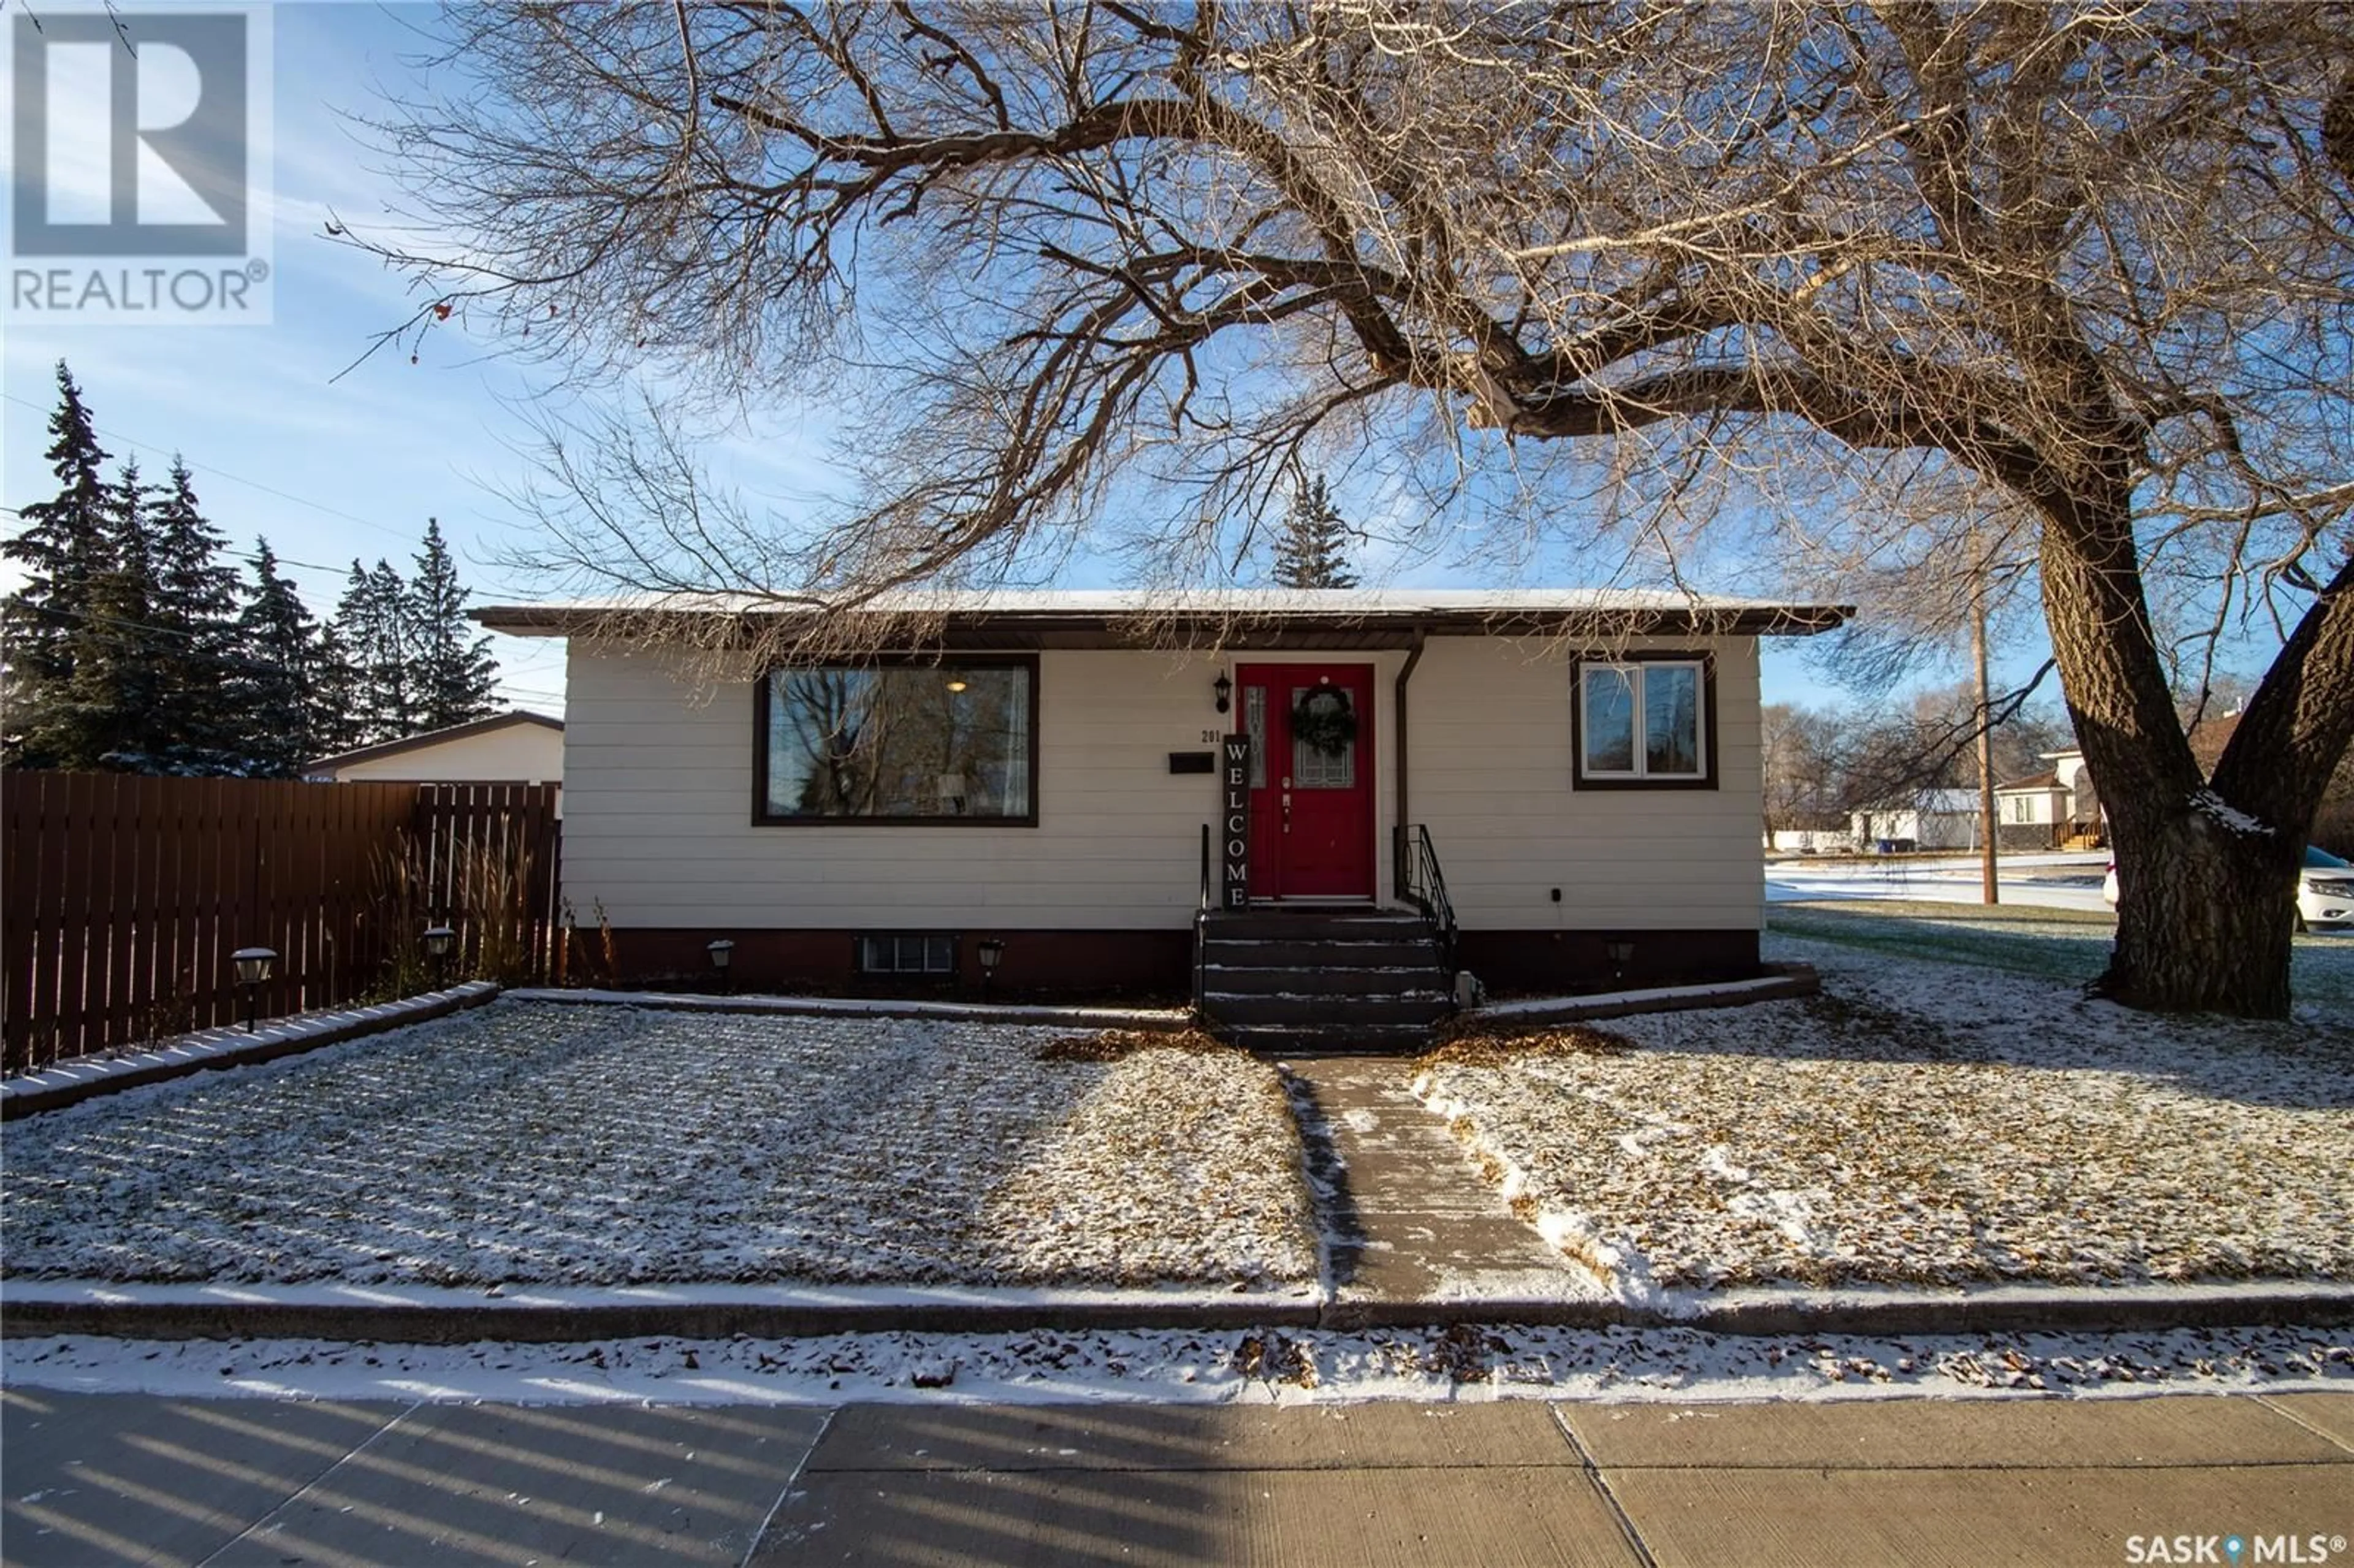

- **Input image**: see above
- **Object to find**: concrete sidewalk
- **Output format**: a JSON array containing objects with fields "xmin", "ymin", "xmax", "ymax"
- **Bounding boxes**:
[{"xmin": 5, "ymin": 1389, "xmax": 2347, "ymax": 1566}]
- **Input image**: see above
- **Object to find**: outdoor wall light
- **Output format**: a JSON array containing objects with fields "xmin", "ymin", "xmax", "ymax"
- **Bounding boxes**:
[
  {"xmin": 1213, "ymin": 672, "xmax": 1233, "ymax": 714},
  {"xmin": 945, "ymin": 677, "xmax": 969, "ymax": 693},
  {"xmin": 232, "ymin": 946, "xmax": 277, "ymax": 1033},
  {"xmin": 977, "ymin": 936, "xmax": 1005, "ymax": 998},
  {"xmin": 707, "ymin": 938, "xmax": 736, "ymax": 994}
]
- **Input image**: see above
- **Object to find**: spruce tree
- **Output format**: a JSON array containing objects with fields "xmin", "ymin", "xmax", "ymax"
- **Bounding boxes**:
[
  {"xmin": 231, "ymin": 539, "xmax": 324, "ymax": 776},
  {"xmin": 406, "ymin": 517, "xmax": 500, "ymax": 731},
  {"xmin": 330, "ymin": 558, "xmax": 413, "ymax": 745},
  {"xmin": 308, "ymin": 618, "xmax": 364, "ymax": 759},
  {"xmin": 1270, "ymin": 476, "xmax": 1360, "ymax": 590},
  {"xmin": 365, "ymin": 557, "xmax": 413, "ymax": 738},
  {"xmin": 2, "ymin": 361, "xmax": 115, "ymax": 767},
  {"xmin": 57, "ymin": 459, "xmax": 166, "ymax": 770},
  {"xmin": 146, "ymin": 458, "xmax": 244, "ymax": 772}
]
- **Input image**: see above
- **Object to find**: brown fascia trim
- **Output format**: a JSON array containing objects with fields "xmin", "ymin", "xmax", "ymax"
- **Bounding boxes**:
[
  {"xmin": 472, "ymin": 604, "xmax": 1854, "ymax": 645},
  {"xmin": 304, "ymin": 710, "xmax": 564, "ymax": 774}
]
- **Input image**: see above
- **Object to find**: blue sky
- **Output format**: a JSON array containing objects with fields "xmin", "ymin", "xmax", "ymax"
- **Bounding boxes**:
[{"xmin": 4, "ymin": 2, "xmax": 2037, "ymax": 720}]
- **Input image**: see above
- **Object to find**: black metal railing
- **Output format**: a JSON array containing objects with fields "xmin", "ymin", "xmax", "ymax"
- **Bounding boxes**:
[
  {"xmin": 1194, "ymin": 821, "xmax": 1213, "ymax": 1013},
  {"xmin": 1395, "ymin": 823, "xmax": 1459, "ymax": 980}
]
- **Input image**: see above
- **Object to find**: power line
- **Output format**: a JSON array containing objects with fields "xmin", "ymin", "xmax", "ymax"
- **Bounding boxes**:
[
  {"xmin": 10, "ymin": 601, "xmax": 336, "ymax": 680},
  {"xmin": 2, "ymin": 390, "xmax": 420, "ymax": 543},
  {"xmin": 12, "ymin": 602, "xmax": 563, "ymax": 707}
]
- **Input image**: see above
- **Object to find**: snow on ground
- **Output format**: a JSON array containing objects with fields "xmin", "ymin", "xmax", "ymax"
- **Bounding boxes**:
[
  {"xmin": 1769, "ymin": 899, "xmax": 2354, "ymax": 1008},
  {"xmin": 1, "ymin": 1002, "xmax": 1318, "ymax": 1290},
  {"xmin": 1417, "ymin": 928, "xmax": 2354, "ymax": 1301},
  {"xmin": 1767, "ymin": 853, "xmax": 2114, "ymax": 912},
  {"xmin": 3, "ymin": 1322, "xmax": 2344, "ymax": 1406}
]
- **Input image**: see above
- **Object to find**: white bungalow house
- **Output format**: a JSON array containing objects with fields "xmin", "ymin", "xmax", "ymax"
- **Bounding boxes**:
[
  {"xmin": 1848, "ymin": 789, "xmax": 1984, "ymax": 852},
  {"xmin": 475, "ymin": 590, "xmax": 1846, "ymax": 1041},
  {"xmin": 304, "ymin": 710, "xmax": 565, "ymax": 788}
]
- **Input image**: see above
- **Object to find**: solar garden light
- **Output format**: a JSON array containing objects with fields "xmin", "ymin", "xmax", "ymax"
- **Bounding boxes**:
[
  {"xmin": 232, "ymin": 947, "xmax": 277, "ymax": 1033},
  {"xmin": 707, "ymin": 938, "xmax": 736, "ymax": 994},
  {"xmin": 1604, "ymin": 938, "xmax": 1636, "ymax": 986},
  {"xmin": 423, "ymin": 924, "xmax": 457, "ymax": 986},
  {"xmin": 977, "ymin": 937, "xmax": 1006, "ymax": 999}
]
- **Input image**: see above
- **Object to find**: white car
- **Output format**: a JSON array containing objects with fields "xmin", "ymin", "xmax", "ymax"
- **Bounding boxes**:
[{"xmin": 2103, "ymin": 845, "xmax": 2354, "ymax": 931}]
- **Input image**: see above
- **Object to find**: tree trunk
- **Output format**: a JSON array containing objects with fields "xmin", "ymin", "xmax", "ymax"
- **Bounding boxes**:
[
  {"xmin": 2098, "ymin": 809, "xmax": 2299, "ymax": 1016},
  {"xmin": 2030, "ymin": 471, "xmax": 2306, "ymax": 1017}
]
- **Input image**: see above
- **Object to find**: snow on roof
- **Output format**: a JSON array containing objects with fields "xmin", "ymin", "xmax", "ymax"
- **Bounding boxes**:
[
  {"xmin": 1854, "ymin": 789, "xmax": 1981, "ymax": 816},
  {"xmin": 475, "ymin": 586, "xmax": 1850, "ymax": 637},
  {"xmin": 304, "ymin": 710, "xmax": 563, "ymax": 775}
]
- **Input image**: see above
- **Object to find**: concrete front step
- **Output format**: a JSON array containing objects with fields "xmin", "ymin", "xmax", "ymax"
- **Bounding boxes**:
[
  {"xmin": 1198, "ymin": 905, "xmax": 1453, "ymax": 1050},
  {"xmin": 1222, "ymin": 1022, "xmax": 1439, "ymax": 1052},
  {"xmin": 1200, "ymin": 964, "xmax": 1450, "ymax": 997},
  {"xmin": 1199, "ymin": 908, "xmax": 1431, "ymax": 941},
  {"xmin": 1205, "ymin": 992, "xmax": 1453, "ymax": 1028},
  {"xmin": 1202, "ymin": 937, "xmax": 1439, "ymax": 967}
]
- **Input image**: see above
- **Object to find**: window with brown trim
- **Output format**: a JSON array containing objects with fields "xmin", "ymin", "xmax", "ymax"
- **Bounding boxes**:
[
  {"xmin": 1571, "ymin": 653, "xmax": 1719, "ymax": 790},
  {"xmin": 755, "ymin": 657, "xmax": 1039, "ymax": 825}
]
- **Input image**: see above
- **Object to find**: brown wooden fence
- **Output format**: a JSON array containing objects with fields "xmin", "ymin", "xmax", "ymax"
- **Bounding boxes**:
[{"xmin": 2, "ymin": 774, "xmax": 561, "ymax": 1071}]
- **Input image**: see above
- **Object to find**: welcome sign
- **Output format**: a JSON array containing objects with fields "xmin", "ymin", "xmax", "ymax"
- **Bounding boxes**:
[{"xmin": 1221, "ymin": 734, "xmax": 1251, "ymax": 909}]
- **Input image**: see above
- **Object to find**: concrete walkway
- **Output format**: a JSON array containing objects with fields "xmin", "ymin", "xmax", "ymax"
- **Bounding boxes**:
[
  {"xmin": 1283, "ymin": 1056, "xmax": 1591, "ymax": 1314},
  {"xmin": 5, "ymin": 1389, "xmax": 2347, "ymax": 1566}
]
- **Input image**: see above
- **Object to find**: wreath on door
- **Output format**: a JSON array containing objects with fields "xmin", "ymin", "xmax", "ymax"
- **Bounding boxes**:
[{"xmin": 1291, "ymin": 686, "xmax": 1358, "ymax": 756}]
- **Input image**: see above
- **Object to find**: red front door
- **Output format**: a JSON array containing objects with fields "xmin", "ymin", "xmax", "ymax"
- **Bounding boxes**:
[{"xmin": 1239, "ymin": 663, "xmax": 1376, "ymax": 899}]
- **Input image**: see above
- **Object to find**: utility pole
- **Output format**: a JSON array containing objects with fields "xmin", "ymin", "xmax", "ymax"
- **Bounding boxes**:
[{"xmin": 1972, "ymin": 534, "xmax": 2000, "ymax": 905}]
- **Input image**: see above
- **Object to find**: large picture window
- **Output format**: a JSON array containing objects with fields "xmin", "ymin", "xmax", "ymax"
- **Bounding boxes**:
[
  {"xmin": 757, "ymin": 659, "xmax": 1037, "ymax": 824},
  {"xmin": 1573, "ymin": 656, "xmax": 1715, "ymax": 788}
]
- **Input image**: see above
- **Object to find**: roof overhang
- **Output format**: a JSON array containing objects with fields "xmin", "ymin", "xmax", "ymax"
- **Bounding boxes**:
[{"xmin": 474, "ymin": 596, "xmax": 1852, "ymax": 650}]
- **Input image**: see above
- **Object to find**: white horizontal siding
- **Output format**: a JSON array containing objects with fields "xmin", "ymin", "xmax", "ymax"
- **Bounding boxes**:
[
  {"xmin": 1408, "ymin": 636, "xmax": 1764, "ymax": 931},
  {"xmin": 562, "ymin": 644, "xmax": 1401, "ymax": 929},
  {"xmin": 562, "ymin": 636, "xmax": 1765, "ymax": 932}
]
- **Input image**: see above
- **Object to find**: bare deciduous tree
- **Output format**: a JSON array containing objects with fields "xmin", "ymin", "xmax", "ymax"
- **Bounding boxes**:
[{"xmin": 361, "ymin": 3, "xmax": 2354, "ymax": 1017}]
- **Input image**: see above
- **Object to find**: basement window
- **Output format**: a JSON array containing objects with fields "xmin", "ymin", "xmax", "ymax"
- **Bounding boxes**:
[{"xmin": 857, "ymin": 934, "xmax": 957, "ymax": 976}]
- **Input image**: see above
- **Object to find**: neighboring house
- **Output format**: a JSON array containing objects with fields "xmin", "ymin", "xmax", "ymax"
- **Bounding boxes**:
[
  {"xmin": 2003, "ymin": 749, "xmax": 2107, "ymax": 850},
  {"xmin": 2041, "ymin": 746, "xmax": 2105, "ymax": 846},
  {"xmin": 1766, "ymin": 828, "xmax": 1851, "ymax": 854},
  {"xmin": 1849, "ymin": 789, "xmax": 1983, "ymax": 851},
  {"xmin": 474, "ymin": 590, "xmax": 1846, "ymax": 1021},
  {"xmin": 1994, "ymin": 769, "xmax": 2073, "ymax": 848},
  {"xmin": 305, "ymin": 711, "xmax": 565, "ymax": 789}
]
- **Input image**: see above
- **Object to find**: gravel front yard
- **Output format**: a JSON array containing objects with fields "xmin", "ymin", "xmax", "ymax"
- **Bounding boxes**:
[
  {"xmin": 1419, "ymin": 931, "xmax": 2354, "ymax": 1300},
  {"xmin": 2, "ymin": 1003, "xmax": 1318, "ymax": 1290}
]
